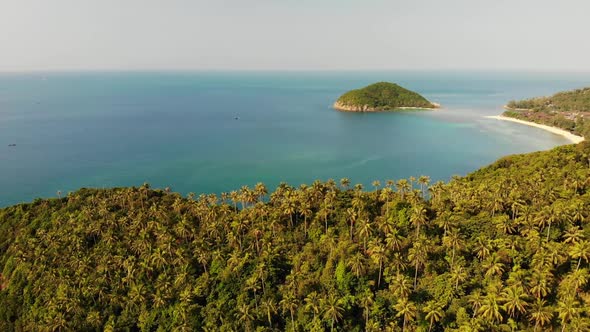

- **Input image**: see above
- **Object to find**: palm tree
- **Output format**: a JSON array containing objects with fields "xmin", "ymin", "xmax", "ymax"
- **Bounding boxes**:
[
  {"xmin": 477, "ymin": 292, "xmax": 503, "ymax": 324},
  {"xmin": 442, "ymin": 228, "xmax": 463, "ymax": 267},
  {"xmin": 390, "ymin": 252, "xmax": 408, "ymax": 275},
  {"xmin": 396, "ymin": 179, "xmax": 410, "ymax": 201},
  {"xmin": 357, "ymin": 218, "xmax": 373, "ymax": 251},
  {"xmin": 359, "ymin": 290, "xmax": 374, "ymax": 327},
  {"xmin": 385, "ymin": 228, "xmax": 405, "ymax": 252},
  {"xmin": 280, "ymin": 293, "xmax": 299, "ymax": 331},
  {"xmin": 536, "ymin": 205, "xmax": 560, "ymax": 242},
  {"xmin": 260, "ymin": 297, "xmax": 277, "ymax": 328},
  {"xmin": 254, "ymin": 182, "xmax": 268, "ymax": 202},
  {"xmin": 501, "ymin": 285, "xmax": 529, "ymax": 318},
  {"xmin": 468, "ymin": 290, "xmax": 484, "ymax": 318},
  {"xmin": 300, "ymin": 197, "xmax": 313, "ymax": 238},
  {"xmin": 389, "ymin": 273, "xmax": 412, "ymax": 299},
  {"xmin": 347, "ymin": 252, "xmax": 366, "ymax": 278},
  {"xmin": 483, "ymin": 253, "xmax": 505, "ymax": 279},
  {"xmin": 418, "ymin": 175, "xmax": 430, "ymax": 199},
  {"xmin": 340, "ymin": 178, "xmax": 350, "ymax": 190},
  {"xmin": 322, "ymin": 293, "xmax": 344, "ymax": 332},
  {"xmin": 408, "ymin": 239, "xmax": 428, "ymax": 288},
  {"xmin": 557, "ymin": 296, "xmax": 579, "ymax": 332},
  {"xmin": 528, "ymin": 268, "xmax": 552, "ymax": 300},
  {"xmin": 394, "ymin": 297, "xmax": 417, "ymax": 332},
  {"xmin": 304, "ymin": 292, "xmax": 321, "ymax": 321},
  {"xmin": 410, "ymin": 205, "xmax": 428, "ymax": 239},
  {"xmin": 474, "ymin": 236, "xmax": 492, "ymax": 261},
  {"xmin": 235, "ymin": 303, "xmax": 254, "ymax": 332},
  {"xmin": 569, "ymin": 240, "xmax": 590, "ymax": 271},
  {"xmin": 450, "ymin": 265, "xmax": 467, "ymax": 291},
  {"xmin": 372, "ymin": 180, "xmax": 381, "ymax": 191},
  {"xmin": 367, "ymin": 240, "xmax": 386, "ymax": 288},
  {"xmin": 347, "ymin": 208, "xmax": 357, "ymax": 241},
  {"xmin": 528, "ymin": 299, "xmax": 553, "ymax": 331},
  {"xmin": 564, "ymin": 226, "xmax": 585, "ymax": 244},
  {"xmin": 423, "ymin": 300, "xmax": 444, "ymax": 332}
]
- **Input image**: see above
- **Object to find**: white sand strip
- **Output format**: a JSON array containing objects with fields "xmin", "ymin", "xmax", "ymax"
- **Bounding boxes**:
[{"xmin": 485, "ymin": 115, "xmax": 585, "ymax": 144}]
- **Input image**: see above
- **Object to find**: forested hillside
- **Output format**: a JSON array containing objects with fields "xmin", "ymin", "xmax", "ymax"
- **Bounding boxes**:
[
  {"xmin": 334, "ymin": 82, "xmax": 436, "ymax": 111},
  {"xmin": 505, "ymin": 88, "xmax": 590, "ymax": 136},
  {"xmin": 2, "ymin": 143, "xmax": 590, "ymax": 331}
]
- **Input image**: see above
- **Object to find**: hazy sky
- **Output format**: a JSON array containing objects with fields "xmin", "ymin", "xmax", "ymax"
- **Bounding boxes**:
[{"xmin": 1, "ymin": 0, "xmax": 589, "ymax": 71}]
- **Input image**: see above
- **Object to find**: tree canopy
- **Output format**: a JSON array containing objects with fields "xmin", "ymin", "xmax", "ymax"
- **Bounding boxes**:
[
  {"xmin": 505, "ymin": 87, "xmax": 590, "ymax": 136},
  {"xmin": 2, "ymin": 142, "xmax": 590, "ymax": 331},
  {"xmin": 334, "ymin": 82, "xmax": 436, "ymax": 111}
]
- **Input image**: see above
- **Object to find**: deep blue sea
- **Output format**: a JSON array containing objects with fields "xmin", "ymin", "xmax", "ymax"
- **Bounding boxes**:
[{"xmin": 1, "ymin": 71, "xmax": 589, "ymax": 206}]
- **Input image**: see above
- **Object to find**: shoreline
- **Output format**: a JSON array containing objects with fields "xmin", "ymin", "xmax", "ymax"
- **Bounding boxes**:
[
  {"xmin": 485, "ymin": 114, "xmax": 585, "ymax": 144},
  {"xmin": 333, "ymin": 101, "xmax": 440, "ymax": 112},
  {"xmin": 503, "ymin": 105, "xmax": 532, "ymax": 112}
]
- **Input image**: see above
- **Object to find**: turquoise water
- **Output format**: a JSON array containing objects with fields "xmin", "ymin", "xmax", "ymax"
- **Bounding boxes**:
[{"xmin": 1, "ymin": 71, "xmax": 589, "ymax": 206}]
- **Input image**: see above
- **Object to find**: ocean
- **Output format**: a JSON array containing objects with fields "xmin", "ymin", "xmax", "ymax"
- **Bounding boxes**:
[{"xmin": 1, "ymin": 70, "xmax": 589, "ymax": 206}]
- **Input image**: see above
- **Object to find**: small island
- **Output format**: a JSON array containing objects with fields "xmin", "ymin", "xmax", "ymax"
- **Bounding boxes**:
[
  {"xmin": 333, "ymin": 82, "xmax": 439, "ymax": 112},
  {"xmin": 501, "ymin": 87, "xmax": 590, "ymax": 138}
]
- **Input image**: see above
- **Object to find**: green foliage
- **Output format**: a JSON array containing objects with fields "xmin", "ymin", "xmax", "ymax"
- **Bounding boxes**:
[
  {"xmin": 336, "ymin": 82, "xmax": 435, "ymax": 110},
  {"xmin": 3, "ymin": 143, "xmax": 590, "ymax": 330},
  {"xmin": 505, "ymin": 87, "xmax": 590, "ymax": 136}
]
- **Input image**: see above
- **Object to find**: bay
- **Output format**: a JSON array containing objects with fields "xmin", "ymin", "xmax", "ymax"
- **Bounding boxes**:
[{"xmin": 1, "ymin": 70, "xmax": 589, "ymax": 206}]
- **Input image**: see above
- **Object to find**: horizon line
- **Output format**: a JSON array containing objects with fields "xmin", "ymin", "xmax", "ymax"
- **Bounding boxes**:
[{"xmin": 1, "ymin": 67, "xmax": 590, "ymax": 74}]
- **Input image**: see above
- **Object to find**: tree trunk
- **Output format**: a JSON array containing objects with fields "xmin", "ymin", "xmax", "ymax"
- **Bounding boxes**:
[
  {"xmin": 414, "ymin": 260, "xmax": 419, "ymax": 288},
  {"xmin": 378, "ymin": 261, "xmax": 382, "ymax": 288}
]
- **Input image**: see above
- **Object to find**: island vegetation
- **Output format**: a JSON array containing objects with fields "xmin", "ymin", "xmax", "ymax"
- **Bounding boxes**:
[
  {"xmin": 2, "ymin": 141, "xmax": 590, "ymax": 331},
  {"xmin": 334, "ymin": 82, "xmax": 438, "ymax": 112},
  {"xmin": 504, "ymin": 87, "xmax": 590, "ymax": 137}
]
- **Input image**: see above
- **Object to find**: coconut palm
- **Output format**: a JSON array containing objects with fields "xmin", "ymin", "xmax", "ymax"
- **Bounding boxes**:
[
  {"xmin": 304, "ymin": 291, "xmax": 321, "ymax": 320},
  {"xmin": 528, "ymin": 299, "xmax": 553, "ymax": 331},
  {"xmin": 501, "ymin": 285, "xmax": 529, "ymax": 318},
  {"xmin": 347, "ymin": 252, "xmax": 366, "ymax": 278},
  {"xmin": 235, "ymin": 303, "xmax": 254, "ymax": 332},
  {"xmin": 389, "ymin": 273, "xmax": 412, "ymax": 299},
  {"xmin": 408, "ymin": 239, "xmax": 428, "ymax": 288},
  {"xmin": 359, "ymin": 290, "xmax": 374, "ymax": 327},
  {"xmin": 423, "ymin": 300, "xmax": 444, "ymax": 332},
  {"xmin": 367, "ymin": 240, "xmax": 386, "ymax": 287},
  {"xmin": 569, "ymin": 240, "xmax": 590, "ymax": 271},
  {"xmin": 418, "ymin": 175, "xmax": 430, "ymax": 199},
  {"xmin": 557, "ymin": 296, "xmax": 579, "ymax": 332},
  {"xmin": 394, "ymin": 297, "xmax": 417, "ymax": 332},
  {"xmin": 260, "ymin": 297, "xmax": 276, "ymax": 328},
  {"xmin": 321, "ymin": 293, "xmax": 344, "ymax": 332},
  {"xmin": 280, "ymin": 293, "xmax": 299, "ymax": 332},
  {"xmin": 410, "ymin": 205, "xmax": 428, "ymax": 239}
]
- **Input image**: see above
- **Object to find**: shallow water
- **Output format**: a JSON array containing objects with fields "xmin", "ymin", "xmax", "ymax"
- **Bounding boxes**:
[{"xmin": 1, "ymin": 70, "xmax": 589, "ymax": 206}]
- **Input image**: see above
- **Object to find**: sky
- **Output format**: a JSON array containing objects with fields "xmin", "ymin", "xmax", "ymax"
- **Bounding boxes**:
[{"xmin": 0, "ymin": 0, "xmax": 589, "ymax": 71}]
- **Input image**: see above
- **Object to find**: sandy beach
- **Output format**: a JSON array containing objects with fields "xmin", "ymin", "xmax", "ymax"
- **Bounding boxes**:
[{"xmin": 485, "ymin": 115, "xmax": 585, "ymax": 144}]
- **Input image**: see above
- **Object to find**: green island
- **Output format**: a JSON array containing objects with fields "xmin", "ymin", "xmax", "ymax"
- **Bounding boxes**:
[
  {"xmin": 334, "ymin": 82, "xmax": 439, "ymax": 112},
  {"xmin": 504, "ymin": 87, "xmax": 590, "ymax": 137},
  {"xmin": 3, "ymin": 142, "xmax": 590, "ymax": 330}
]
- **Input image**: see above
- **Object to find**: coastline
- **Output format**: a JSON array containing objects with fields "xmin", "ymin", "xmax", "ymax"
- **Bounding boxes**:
[
  {"xmin": 503, "ymin": 105, "xmax": 532, "ymax": 112},
  {"xmin": 485, "ymin": 114, "xmax": 585, "ymax": 144},
  {"xmin": 333, "ymin": 101, "xmax": 440, "ymax": 112}
]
